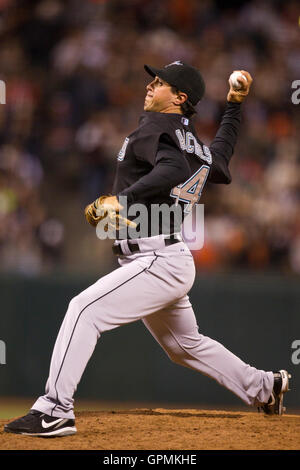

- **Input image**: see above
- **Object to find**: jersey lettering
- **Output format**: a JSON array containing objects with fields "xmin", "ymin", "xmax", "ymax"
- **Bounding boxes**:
[
  {"xmin": 203, "ymin": 145, "xmax": 212, "ymax": 163},
  {"xmin": 175, "ymin": 129, "xmax": 186, "ymax": 151},
  {"xmin": 175, "ymin": 129, "xmax": 212, "ymax": 164},
  {"xmin": 170, "ymin": 165, "xmax": 210, "ymax": 213},
  {"xmin": 186, "ymin": 132, "xmax": 194, "ymax": 153},
  {"xmin": 117, "ymin": 137, "xmax": 129, "ymax": 161}
]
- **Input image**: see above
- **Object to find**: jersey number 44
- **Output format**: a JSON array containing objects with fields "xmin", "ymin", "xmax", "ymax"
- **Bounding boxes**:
[{"xmin": 170, "ymin": 165, "xmax": 210, "ymax": 213}]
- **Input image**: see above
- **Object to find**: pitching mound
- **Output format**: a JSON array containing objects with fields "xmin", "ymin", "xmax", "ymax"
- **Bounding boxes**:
[{"xmin": 1, "ymin": 408, "xmax": 300, "ymax": 450}]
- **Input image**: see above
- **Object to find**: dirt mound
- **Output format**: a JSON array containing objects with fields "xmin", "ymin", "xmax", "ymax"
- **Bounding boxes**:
[{"xmin": 1, "ymin": 408, "xmax": 299, "ymax": 450}]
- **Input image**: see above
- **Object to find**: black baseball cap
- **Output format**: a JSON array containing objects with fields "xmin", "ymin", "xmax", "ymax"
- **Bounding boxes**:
[{"xmin": 144, "ymin": 60, "xmax": 205, "ymax": 106}]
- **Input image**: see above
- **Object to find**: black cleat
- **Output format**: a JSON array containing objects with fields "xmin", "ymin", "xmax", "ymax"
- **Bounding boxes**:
[
  {"xmin": 259, "ymin": 370, "xmax": 291, "ymax": 415},
  {"xmin": 4, "ymin": 409, "xmax": 77, "ymax": 437}
]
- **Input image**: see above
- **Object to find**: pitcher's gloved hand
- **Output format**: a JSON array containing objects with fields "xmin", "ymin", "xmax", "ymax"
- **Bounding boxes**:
[
  {"xmin": 84, "ymin": 195, "xmax": 137, "ymax": 230},
  {"xmin": 227, "ymin": 70, "xmax": 253, "ymax": 103}
]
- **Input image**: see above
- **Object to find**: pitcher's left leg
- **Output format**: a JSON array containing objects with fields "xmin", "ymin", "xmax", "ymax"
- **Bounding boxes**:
[
  {"xmin": 142, "ymin": 296, "xmax": 273, "ymax": 407},
  {"xmin": 31, "ymin": 249, "xmax": 195, "ymax": 419}
]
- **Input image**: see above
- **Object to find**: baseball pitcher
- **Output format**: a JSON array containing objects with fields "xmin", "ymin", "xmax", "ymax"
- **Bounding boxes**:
[{"xmin": 4, "ymin": 61, "xmax": 291, "ymax": 437}]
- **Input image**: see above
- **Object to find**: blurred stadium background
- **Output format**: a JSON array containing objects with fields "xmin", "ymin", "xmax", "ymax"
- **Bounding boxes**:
[{"xmin": 0, "ymin": 0, "xmax": 299, "ymax": 414}]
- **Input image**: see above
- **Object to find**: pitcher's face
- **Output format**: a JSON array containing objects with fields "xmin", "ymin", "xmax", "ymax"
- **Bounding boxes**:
[{"xmin": 144, "ymin": 76, "xmax": 180, "ymax": 113}]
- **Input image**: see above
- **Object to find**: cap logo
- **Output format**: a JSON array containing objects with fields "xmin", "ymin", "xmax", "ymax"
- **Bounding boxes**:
[{"xmin": 165, "ymin": 61, "xmax": 184, "ymax": 68}]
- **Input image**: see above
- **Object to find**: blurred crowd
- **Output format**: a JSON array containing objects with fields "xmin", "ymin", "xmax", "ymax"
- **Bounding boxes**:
[{"xmin": 0, "ymin": 0, "xmax": 299, "ymax": 275}]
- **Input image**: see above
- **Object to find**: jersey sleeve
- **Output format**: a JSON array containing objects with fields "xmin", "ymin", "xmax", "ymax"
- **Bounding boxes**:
[
  {"xmin": 117, "ymin": 136, "xmax": 190, "ymax": 204},
  {"xmin": 208, "ymin": 102, "xmax": 241, "ymax": 184}
]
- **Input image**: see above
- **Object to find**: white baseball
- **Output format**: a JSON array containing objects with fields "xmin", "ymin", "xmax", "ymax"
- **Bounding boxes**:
[{"xmin": 229, "ymin": 71, "xmax": 247, "ymax": 90}]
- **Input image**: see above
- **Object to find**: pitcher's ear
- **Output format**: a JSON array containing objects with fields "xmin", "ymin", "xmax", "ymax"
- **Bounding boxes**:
[{"xmin": 174, "ymin": 91, "xmax": 188, "ymax": 105}]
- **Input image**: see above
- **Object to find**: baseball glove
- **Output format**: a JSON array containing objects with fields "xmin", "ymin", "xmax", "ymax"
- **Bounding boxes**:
[{"xmin": 84, "ymin": 195, "xmax": 136, "ymax": 231}]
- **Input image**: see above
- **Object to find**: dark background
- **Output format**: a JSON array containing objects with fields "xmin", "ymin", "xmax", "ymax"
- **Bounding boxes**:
[{"xmin": 0, "ymin": 0, "xmax": 299, "ymax": 410}]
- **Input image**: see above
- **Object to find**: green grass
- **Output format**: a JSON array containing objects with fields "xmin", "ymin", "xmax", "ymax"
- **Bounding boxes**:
[
  {"xmin": 0, "ymin": 398, "xmax": 167, "ymax": 420},
  {"xmin": 0, "ymin": 398, "xmax": 33, "ymax": 419},
  {"xmin": 2, "ymin": 398, "xmax": 297, "ymax": 421}
]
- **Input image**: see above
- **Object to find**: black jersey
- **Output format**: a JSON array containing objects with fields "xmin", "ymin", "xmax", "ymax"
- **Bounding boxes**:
[{"xmin": 112, "ymin": 102, "xmax": 241, "ymax": 238}]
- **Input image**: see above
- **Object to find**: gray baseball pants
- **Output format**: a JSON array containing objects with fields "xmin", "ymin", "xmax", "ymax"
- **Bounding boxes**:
[{"xmin": 32, "ymin": 236, "xmax": 273, "ymax": 419}]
